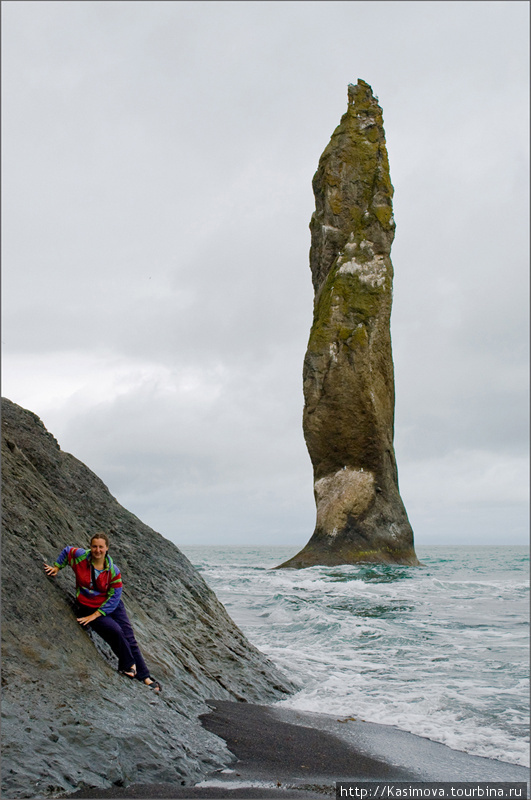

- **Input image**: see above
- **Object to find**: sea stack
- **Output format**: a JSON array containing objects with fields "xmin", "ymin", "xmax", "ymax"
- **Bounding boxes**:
[{"xmin": 278, "ymin": 80, "xmax": 419, "ymax": 568}]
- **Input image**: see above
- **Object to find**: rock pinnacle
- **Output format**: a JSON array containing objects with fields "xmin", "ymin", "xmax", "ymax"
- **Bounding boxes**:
[{"xmin": 278, "ymin": 80, "xmax": 419, "ymax": 568}]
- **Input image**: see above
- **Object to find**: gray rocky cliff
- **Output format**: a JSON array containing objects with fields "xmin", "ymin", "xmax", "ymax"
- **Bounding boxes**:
[
  {"xmin": 279, "ymin": 80, "xmax": 418, "ymax": 568},
  {"xmin": 1, "ymin": 397, "xmax": 294, "ymax": 799}
]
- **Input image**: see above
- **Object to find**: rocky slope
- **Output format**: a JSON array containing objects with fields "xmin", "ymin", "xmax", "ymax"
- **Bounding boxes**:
[
  {"xmin": 1, "ymin": 397, "xmax": 294, "ymax": 799},
  {"xmin": 279, "ymin": 80, "xmax": 418, "ymax": 568}
]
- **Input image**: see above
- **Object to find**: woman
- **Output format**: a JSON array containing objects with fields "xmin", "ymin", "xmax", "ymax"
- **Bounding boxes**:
[{"xmin": 44, "ymin": 532, "xmax": 161, "ymax": 692}]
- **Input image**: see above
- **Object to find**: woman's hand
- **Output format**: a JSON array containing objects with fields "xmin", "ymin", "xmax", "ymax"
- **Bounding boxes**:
[
  {"xmin": 76, "ymin": 611, "xmax": 101, "ymax": 627},
  {"xmin": 43, "ymin": 563, "xmax": 59, "ymax": 577}
]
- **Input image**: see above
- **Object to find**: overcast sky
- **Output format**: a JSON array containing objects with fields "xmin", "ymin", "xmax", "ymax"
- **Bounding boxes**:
[{"xmin": 2, "ymin": 1, "xmax": 529, "ymax": 550}]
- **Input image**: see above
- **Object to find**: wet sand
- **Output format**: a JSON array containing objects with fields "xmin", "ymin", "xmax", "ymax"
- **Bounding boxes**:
[{"xmin": 69, "ymin": 701, "xmax": 530, "ymax": 799}]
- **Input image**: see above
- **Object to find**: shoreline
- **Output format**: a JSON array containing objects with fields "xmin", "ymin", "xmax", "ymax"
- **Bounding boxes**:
[{"xmin": 69, "ymin": 701, "xmax": 530, "ymax": 799}]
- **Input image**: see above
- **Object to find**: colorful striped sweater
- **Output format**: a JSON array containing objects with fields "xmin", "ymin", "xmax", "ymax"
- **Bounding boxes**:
[{"xmin": 53, "ymin": 547, "xmax": 123, "ymax": 615}]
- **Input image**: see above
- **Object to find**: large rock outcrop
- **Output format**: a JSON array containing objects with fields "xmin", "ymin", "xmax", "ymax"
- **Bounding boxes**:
[
  {"xmin": 279, "ymin": 80, "xmax": 418, "ymax": 568},
  {"xmin": 1, "ymin": 397, "xmax": 294, "ymax": 799}
]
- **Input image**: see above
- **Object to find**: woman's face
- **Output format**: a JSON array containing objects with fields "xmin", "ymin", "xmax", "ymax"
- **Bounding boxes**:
[{"xmin": 90, "ymin": 538, "xmax": 108, "ymax": 562}]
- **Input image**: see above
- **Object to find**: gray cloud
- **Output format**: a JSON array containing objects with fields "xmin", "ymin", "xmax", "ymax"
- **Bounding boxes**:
[{"xmin": 3, "ymin": 1, "xmax": 528, "ymax": 547}]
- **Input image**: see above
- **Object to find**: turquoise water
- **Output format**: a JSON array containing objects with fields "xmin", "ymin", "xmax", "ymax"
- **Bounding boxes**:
[{"xmin": 180, "ymin": 545, "xmax": 529, "ymax": 767}]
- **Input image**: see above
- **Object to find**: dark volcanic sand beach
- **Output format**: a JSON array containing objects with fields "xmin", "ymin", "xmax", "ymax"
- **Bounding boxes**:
[{"xmin": 69, "ymin": 701, "xmax": 530, "ymax": 800}]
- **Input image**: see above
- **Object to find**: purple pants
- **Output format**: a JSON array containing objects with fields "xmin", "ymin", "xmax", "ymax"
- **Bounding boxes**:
[{"xmin": 77, "ymin": 599, "xmax": 150, "ymax": 681}]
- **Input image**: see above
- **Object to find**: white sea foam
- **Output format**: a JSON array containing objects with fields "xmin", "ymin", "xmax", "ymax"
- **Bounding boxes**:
[
  {"xmin": 197, "ymin": 779, "xmax": 280, "ymax": 789},
  {"xmin": 182, "ymin": 545, "xmax": 530, "ymax": 768}
]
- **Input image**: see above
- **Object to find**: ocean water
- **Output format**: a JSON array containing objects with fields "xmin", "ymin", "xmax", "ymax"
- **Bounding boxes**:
[{"xmin": 180, "ymin": 545, "xmax": 529, "ymax": 769}]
